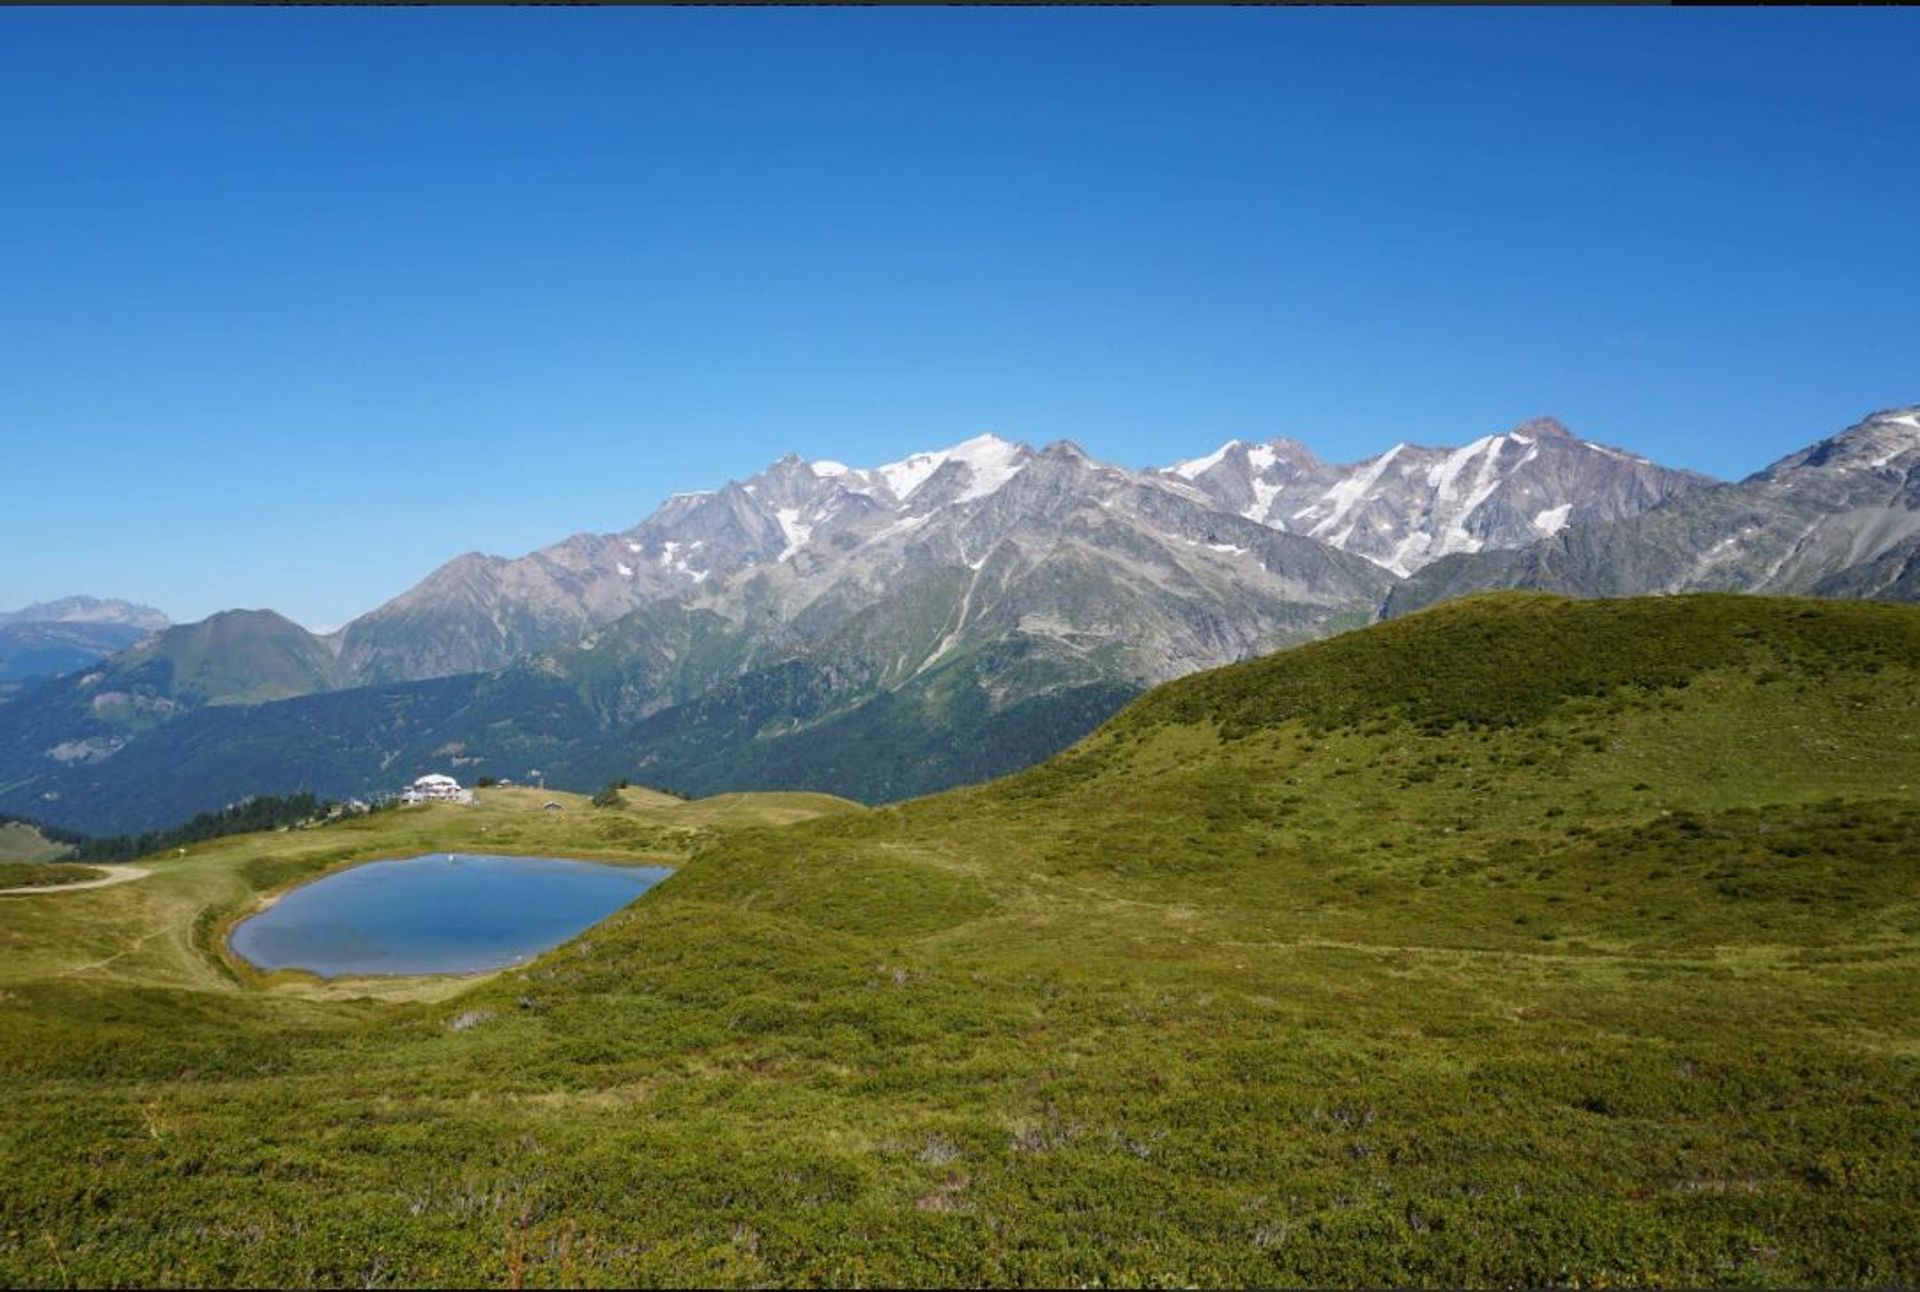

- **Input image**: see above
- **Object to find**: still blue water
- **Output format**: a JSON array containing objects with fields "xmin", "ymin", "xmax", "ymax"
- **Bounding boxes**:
[{"xmin": 228, "ymin": 853, "xmax": 671, "ymax": 978}]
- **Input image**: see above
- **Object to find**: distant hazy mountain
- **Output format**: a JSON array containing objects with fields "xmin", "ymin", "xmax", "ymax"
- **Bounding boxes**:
[
  {"xmin": 1158, "ymin": 418, "xmax": 1711, "ymax": 576},
  {"xmin": 1386, "ymin": 406, "xmax": 1920, "ymax": 616},
  {"xmin": 0, "ymin": 596, "xmax": 169, "ymax": 631},
  {"xmin": 0, "ymin": 596, "xmax": 169, "ymax": 688}
]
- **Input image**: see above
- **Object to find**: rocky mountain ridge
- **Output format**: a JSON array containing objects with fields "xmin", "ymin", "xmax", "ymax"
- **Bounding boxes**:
[
  {"xmin": 1387, "ymin": 405, "xmax": 1920, "ymax": 615},
  {"xmin": 1159, "ymin": 418, "xmax": 1712, "ymax": 576},
  {"xmin": 334, "ymin": 418, "xmax": 1688, "ymax": 687}
]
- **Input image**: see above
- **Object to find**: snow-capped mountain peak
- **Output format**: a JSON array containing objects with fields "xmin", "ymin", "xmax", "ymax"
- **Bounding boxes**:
[
  {"xmin": 335, "ymin": 417, "xmax": 1711, "ymax": 683},
  {"xmin": 861, "ymin": 432, "xmax": 1029, "ymax": 505},
  {"xmin": 1158, "ymin": 418, "xmax": 1709, "ymax": 576},
  {"xmin": 1170, "ymin": 440, "xmax": 1245, "ymax": 480},
  {"xmin": 1509, "ymin": 416, "xmax": 1575, "ymax": 443}
]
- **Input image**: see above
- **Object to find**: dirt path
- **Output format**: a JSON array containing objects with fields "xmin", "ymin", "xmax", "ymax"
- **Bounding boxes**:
[{"xmin": 0, "ymin": 865, "xmax": 151, "ymax": 896}]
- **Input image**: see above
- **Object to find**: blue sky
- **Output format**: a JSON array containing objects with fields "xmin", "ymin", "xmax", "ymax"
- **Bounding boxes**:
[{"xmin": 3, "ymin": 8, "xmax": 1916, "ymax": 628}]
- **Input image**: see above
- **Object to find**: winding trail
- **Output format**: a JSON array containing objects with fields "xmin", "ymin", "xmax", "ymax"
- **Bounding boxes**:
[{"xmin": 0, "ymin": 864, "xmax": 151, "ymax": 896}]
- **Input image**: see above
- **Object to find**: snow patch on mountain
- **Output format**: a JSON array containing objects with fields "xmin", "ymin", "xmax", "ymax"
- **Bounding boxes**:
[
  {"xmin": 1304, "ymin": 443, "xmax": 1405, "ymax": 538},
  {"xmin": 1427, "ymin": 435, "xmax": 1498, "ymax": 501},
  {"xmin": 1534, "ymin": 504, "xmax": 1573, "ymax": 536},
  {"xmin": 947, "ymin": 434, "xmax": 1027, "ymax": 503},
  {"xmin": 871, "ymin": 450, "xmax": 949, "ymax": 501},
  {"xmin": 864, "ymin": 433, "xmax": 1027, "ymax": 505},
  {"xmin": 1387, "ymin": 531, "xmax": 1433, "ymax": 574},
  {"xmin": 1171, "ymin": 441, "xmax": 1241, "ymax": 480},
  {"xmin": 774, "ymin": 509, "xmax": 812, "ymax": 562},
  {"xmin": 1861, "ymin": 408, "xmax": 1920, "ymax": 466},
  {"xmin": 1443, "ymin": 436, "xmax": 1510, "ymax": 550},
  {"xmin": 1585, "ymin": 442, "xmax": 1649, "ymax": 464},
  {"xmin": 866, "ymin": 512, "xmax": 932, "ymax": 546}
]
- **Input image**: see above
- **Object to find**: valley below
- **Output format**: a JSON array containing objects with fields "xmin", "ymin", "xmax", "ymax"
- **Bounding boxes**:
[{"xmin": 1, "ymin": 594, "xmax": 1915, "ymax": 1287}]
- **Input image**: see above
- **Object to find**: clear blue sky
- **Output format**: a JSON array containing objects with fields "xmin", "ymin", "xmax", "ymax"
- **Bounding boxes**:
[{"xmin": 3, "ymin": 8, "xmax": 1916, "ymax": 628}]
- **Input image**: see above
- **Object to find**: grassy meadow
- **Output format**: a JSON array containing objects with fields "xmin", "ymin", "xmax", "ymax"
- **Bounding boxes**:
[
  {"xmin": 0, "ymin": 593, "xmax": 1916, "ymax": 1287},
  {"xmin": 0, "ymin": 861, "xmax": 102, "ymax": 889}
]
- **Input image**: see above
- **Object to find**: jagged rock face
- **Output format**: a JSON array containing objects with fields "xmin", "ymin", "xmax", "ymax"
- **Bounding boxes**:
[
  {"xmin": 769, "ymin": 441, "xmax": 1391, "ymax": 689},
  {"xmin": 338, "ymin": 433, "xmax": 1396, "ymax": 689},
  {"xmin": 1385, "ymin": 406, "xmax": 1920, "ymax": 616},
  {"xmin": 331, "ymin": 440, "xmax": 1026, "ymax": 683},
  {"xmin": 340, "ymin": 420, "xmax": 1704, "ymax": 690},
  {"xmin": 333, "ymin": 553, "xmax": 602, "ymax": 686},
  {"xmin": 524, "ymin": 438, "xmax": 1396, "ymax": 735},
  {"xmin": 1161, "ymin": 418, "xmax": 1712, "ymax": 576}
]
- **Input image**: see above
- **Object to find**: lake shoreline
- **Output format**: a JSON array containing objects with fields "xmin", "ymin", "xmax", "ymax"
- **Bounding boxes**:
[{"xmin": 227, "ymin": 852, "xmax": 674, "ymax": 981}]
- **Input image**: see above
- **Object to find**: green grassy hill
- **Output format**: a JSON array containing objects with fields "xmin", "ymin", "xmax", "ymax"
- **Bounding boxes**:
[
  {"xmin": 1, "ymin": 594, "xmax": 1916, "ymax": 1286},
  {"xmin": 0, "ymin": 610, "xmax": 354, "ymax": 831}
]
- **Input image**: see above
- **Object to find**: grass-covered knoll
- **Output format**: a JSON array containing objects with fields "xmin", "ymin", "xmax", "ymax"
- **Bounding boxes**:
[
  {"xmin": 0, "ymin": 860, "xmax": 103, "ymax": 888},
  {"xmin": 1113, "ymin": 590, "xmax": 1920, "ymax": 738},
  {"xmin": 1, "ymin": 594, "xmax": 1917, "ymax": 1287}
]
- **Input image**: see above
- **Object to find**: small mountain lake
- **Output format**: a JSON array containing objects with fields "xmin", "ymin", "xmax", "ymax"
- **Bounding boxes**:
[{"xmin": 229, "ymin": 853, "xmax": 671, "ymax": 978}]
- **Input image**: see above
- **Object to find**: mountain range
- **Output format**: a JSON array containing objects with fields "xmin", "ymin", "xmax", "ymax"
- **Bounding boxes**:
[
  {"xmin": 1385, "ymin": 406, "xmax": 1920, "ymax": 615},
  {"xmin": 1159, "ymin": 416, "xmax": 1712, "ymax": 575},
  {"xmin": 2, "ymin": 404, "xmax": 1915, "ymax": 835}
]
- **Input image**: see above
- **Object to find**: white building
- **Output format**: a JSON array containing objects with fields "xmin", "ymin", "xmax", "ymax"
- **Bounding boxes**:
[{"xmin": 400, "ymin": 773, "xmax": 474, "ymax": 806}]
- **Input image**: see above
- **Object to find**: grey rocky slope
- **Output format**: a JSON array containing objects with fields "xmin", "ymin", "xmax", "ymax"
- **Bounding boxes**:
[
  {"xmin": 336, "ymin": 419, "xmax": 1697, "ymax": 686},
  {"xmin": 1386, "ymin": 406, "xmax": 1920, "ymax": 616},
  {"xmin": 497, "ymin": 435, "xmax": 1398, "ymax": 713},
  {"xmin": 334, "ymin": 433, "xmax": 1398, "ymax": 690},
  {"xmin": 1159, "ymin": 418, "xmax": 1711, "ymax": 576}
]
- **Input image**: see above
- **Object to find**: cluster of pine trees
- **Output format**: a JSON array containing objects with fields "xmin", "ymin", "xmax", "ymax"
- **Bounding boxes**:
[{"xmin": 69, "ymin": 792, "xmax": 384, "ymax": 862}]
